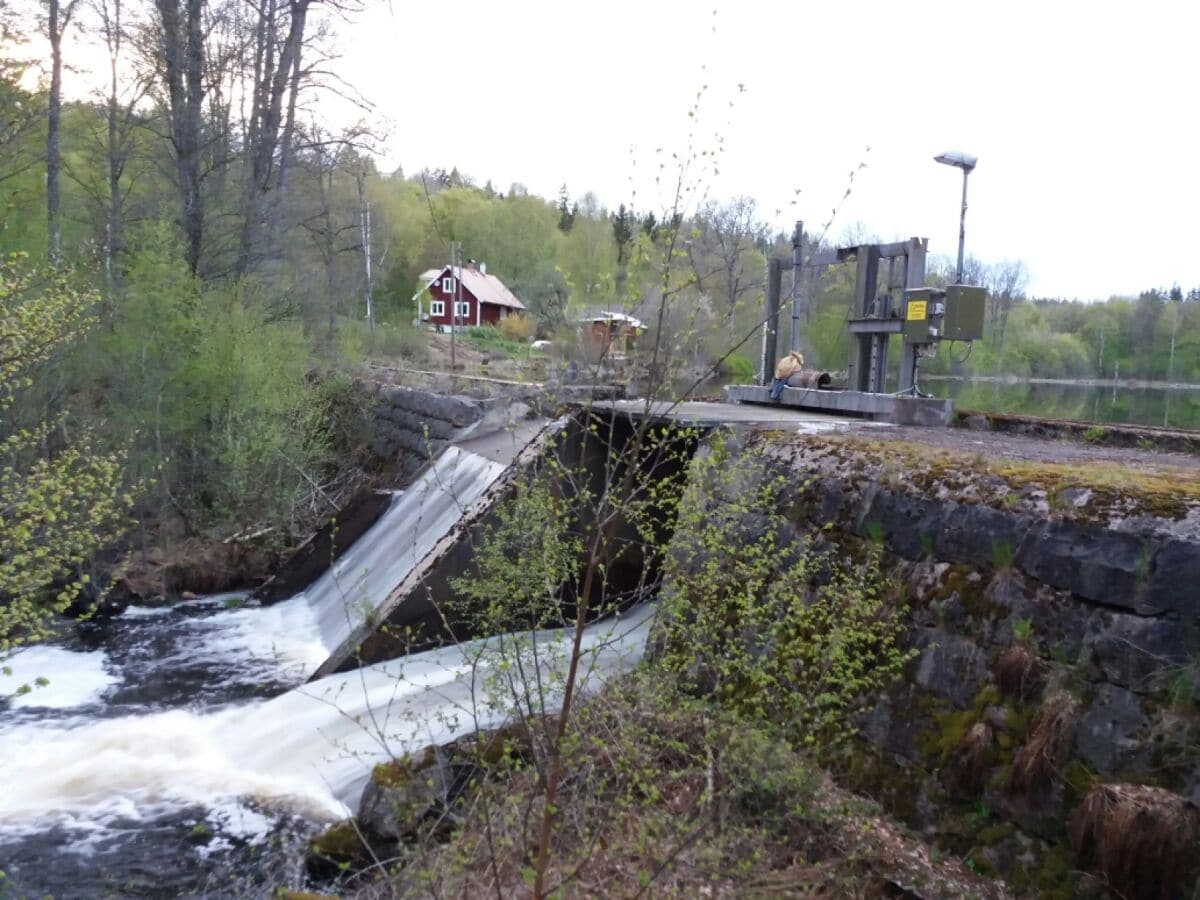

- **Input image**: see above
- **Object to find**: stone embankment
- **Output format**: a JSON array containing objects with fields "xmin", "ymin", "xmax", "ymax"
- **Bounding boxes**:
[
  {"xmin": 365, "ymin": 384, "xmax": 533, "ymax": 476},
  {"xmin": 362, "ymin": 379, "xmax": 626, "ymax": 476},
  {"xmin": 755, "ymin": 430, "xmax": 1200, "ymax": 897},
  {"xmin": 297, "ymin": 390, "xmax": 1200, "ymax": 897}
]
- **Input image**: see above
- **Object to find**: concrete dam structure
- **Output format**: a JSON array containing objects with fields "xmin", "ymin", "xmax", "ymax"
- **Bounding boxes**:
[
  {"xmin": 5, "ymin": 384, "xmax": 1196, "ymax": 896},
  {"xmin": 263, "ymin": 389, "xmax": 1200, "ymax": 895}
]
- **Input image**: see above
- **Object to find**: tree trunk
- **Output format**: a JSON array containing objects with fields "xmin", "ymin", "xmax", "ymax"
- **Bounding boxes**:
[
  {"xmin": 104, "ymin": 0, "xmax": 123, "ymax": 292},
  {"xmin": 155, "ymin": 0, "xmax": 205, "ymax": 275},
  {"xmin": 182, "ymin": 0, "xmax": 203, "ymax": 273},
  {"xmin": 357, "ymin": 166, "xmax": 373, "ymax": 330},
  {"xmin": 1168, "ymin": 304, "xmax": 1179, "ymax": 381},
  {"xmin": 321, "ymin": 167, "xmax": 335, "ymax": 338},
  {"xmin": 266, "ymin": 21, "xmax": 305, "ymax": 260},
  {"xmin": 239, "ymin": 0, "xmax": 311, "ymax": 274},
  {"xmin": 46, "ymin": 0, "xmax": 65, "ymax": 266}
]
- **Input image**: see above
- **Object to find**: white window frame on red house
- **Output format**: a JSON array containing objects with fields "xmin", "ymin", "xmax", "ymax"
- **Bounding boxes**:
[
  {"xmin": 442, "ymin": 277, "xmax": 454, "ymax": 293},
  {"xmin": 429, "ymin": 300, "xmax": 445, "ymax": 316},
  {"xmin": 454, "ymin": 300, "xmax": 470, "ymax": 319}
]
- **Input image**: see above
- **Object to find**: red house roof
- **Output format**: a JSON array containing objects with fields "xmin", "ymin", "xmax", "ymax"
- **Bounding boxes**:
[{"xmin": 419, "ymin": 265, "xmax": 526, "ymax": 311}]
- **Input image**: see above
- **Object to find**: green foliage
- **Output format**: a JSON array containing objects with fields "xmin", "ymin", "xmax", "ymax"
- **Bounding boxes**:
[
  {"xmin": 95, "ymin": 239, "xmax": 328, "ymax": 537},
  {"xmin": 655, "ymin": 437, "xmax": 914, "ymax": 755},
  {"xmin": 0, "ymin": 256, "xmax": 130, "ymax": 648},
  {"xmin": 336, "ymin": 318, "xmax": 429, "ymax": 364},
  {"xmin": 990, "ymin": 539, "xmax": 1015, "ymax": 571},
  {"xmin": 458, "ymin": 325, "xmax": 542, "ymax": 361},
  {"xmin": 496, "ymin": 313, "xmax": 537, "ymax": 343},
  {"xmin": 718, "ymin": 352, "xmax": 755, "ymax": 381},
  {"xmin": 449, "ymin": 476, "xmax": 583, "ymax": 634}
]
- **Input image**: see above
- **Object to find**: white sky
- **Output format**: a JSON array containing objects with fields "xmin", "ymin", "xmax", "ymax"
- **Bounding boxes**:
[
  {"xmin": 335, "ymin": 0, "xmax": 1200, "ymax": 300},
  {"xmin": 46, "ymin": 0, "xmax": 1200, "ymax": 299}
]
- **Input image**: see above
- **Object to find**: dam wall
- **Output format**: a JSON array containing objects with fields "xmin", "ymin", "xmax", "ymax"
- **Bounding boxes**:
[{"xmin": 735, "ymin": 429, "xmax": 1200, "ymax": 893}]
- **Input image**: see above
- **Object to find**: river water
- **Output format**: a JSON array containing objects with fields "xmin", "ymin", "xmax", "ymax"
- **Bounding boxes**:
[
  {"xmin": 936, "ymin": 379, "xmax": 1200, "ymax": 431},
  {"xmin": 0, "ymin": 446, "xmax": 656, "ymax": 898}
]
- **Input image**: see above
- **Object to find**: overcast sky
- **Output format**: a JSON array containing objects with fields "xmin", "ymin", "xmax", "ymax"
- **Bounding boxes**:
[{"xmin": 330, "ymin": 0, "xmax": 1199, "ymax": 300}]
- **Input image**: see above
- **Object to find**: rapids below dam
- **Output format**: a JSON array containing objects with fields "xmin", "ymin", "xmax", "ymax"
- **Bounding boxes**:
[{"xmin": 0, "ymin": 444, "xmax": 656, "ymax": 897}]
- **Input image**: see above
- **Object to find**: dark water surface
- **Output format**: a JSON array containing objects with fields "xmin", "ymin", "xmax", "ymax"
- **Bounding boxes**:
[{"xmin": 0, "ymin": 597, "xmax": 325, "ymax": 899}]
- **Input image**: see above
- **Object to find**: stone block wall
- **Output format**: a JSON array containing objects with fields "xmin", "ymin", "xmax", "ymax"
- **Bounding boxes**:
[
  {"xmin": 365, "ymin": 384, "xmax": 528, "ymax": 477},
  {"xmin": 753, "ymin": 433, "xmax": 1200, "ymax": 896}
]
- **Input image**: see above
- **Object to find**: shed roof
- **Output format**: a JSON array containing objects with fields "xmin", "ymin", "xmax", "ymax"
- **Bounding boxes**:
[
  {"xmin": 420, "ymin": 266, "xmax": 527, "ymax": 311},
  {"xmin": 578, "ymin": 310, "xmax": 646, "ymax": 330}
]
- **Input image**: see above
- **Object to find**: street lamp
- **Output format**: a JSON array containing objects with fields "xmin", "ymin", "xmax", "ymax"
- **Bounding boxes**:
[{"xmin": 934, "ymin": 151, "xmax": 977, "ymax": 284}]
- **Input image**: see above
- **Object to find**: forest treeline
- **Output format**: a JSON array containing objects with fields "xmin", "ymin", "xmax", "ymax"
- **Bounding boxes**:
[{"xmin": 2, "ymin": 0, "xmax": 1199, "ymax": 639}]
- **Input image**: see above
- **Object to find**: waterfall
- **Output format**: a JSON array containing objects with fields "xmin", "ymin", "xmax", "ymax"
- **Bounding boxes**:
[
  {"xmin": 0, "ymin": 439, "xmax": 654, "ymax": 894},
  {"xmin": 0, "ymin": 604, "xmax": 655, "ymax": 833},
  {"xmin": 299, "ymin": 446, "xmax": 509, "ymax": 658}
]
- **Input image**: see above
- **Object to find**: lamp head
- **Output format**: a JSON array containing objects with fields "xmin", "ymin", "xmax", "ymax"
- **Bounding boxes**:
[{"xmin": 934, "ymin": 151, "xmax": 978, "ymax": 172}]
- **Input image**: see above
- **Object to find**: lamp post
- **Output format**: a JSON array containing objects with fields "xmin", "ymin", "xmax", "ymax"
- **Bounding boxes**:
[{"xmin": 934, "ymin": 151, "xmax": 977, "ymax": 284}]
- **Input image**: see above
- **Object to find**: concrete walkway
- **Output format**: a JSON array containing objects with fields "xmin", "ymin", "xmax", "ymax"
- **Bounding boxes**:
[{"xmin": 594, "ymin": 399, "xmax": 868, "ymax": 434}]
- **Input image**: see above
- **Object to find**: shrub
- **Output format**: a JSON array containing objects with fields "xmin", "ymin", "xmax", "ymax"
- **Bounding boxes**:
[
  {"xmin": 96, "ymin": 244, "xmax": 329, "ymax": 539},
  {"xmin": 359, "ymin": 321, "xmax": 431, "ymax": 363},
  {"xmin": 0, "ymin": 257, "xmax": 131, "ymax": 648},
  {"xmin": 718, "ymin": 352, "xmax": 755, "ymax": 381},
  {"xmin": 655, "ymin": 436, "xmax": 914, "ymax": 756},
  {"xmin": 497, "ymin": 314, "xmax": 536, "ymax": 343}
]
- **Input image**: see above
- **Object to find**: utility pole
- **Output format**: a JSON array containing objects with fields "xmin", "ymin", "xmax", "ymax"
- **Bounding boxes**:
[
  {"xmin": 760, "ymin": 258, "xmax": 781, "ymax": 385},
  {"xmin": 955, "ymin": 168, "xmax": 968, "ymax": 284},
  {"xmin": 449, "ymin": 241, "xmax": 458, "ymax": 372},
  {"xmin": 790, "ymin": 220, "xmax": 804, "ymax": 352},
  {"xmin": 933, "ymin": 152, "xmax": 977, "ymax": 284}
]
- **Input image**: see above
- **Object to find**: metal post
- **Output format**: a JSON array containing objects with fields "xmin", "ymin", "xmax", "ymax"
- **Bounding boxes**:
[
  {"xmin": 898, "ymin": 237, "xmax": 928, "ymax": 394},
  {"xmin": 761, "ymin": 258, "xmax": 782, "ymax": 386},
  {"xmin": 955, "ymin": 168, "xmax": 969, "ymax": 283},
  {"xmin": 758, "ymin": 239, "xmax": 769, "ymax": 383},
  {"xmin": 789, "ymin": 220, "xmax": 803, "ymax": 352},
  {"xmin": 848, "ymin": 246, "xmax": 880, "ymax": 392}
]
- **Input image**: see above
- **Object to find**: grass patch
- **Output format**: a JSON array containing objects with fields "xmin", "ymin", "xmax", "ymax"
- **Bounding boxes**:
[
  {"xmin": 783, "ymin": 434, "xmax": 1200, "ymax": 521},
  {"xmin": 458, "ymin": 326, "xmax": 546, "ymax": 360}
]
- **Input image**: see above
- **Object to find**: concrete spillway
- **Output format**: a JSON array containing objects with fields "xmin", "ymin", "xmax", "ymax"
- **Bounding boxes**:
[
  {"xmin": 301, "ymin": 420, "xmax": 560, "ymax": 679},
  {"xmin": 300, "ymin": 445, "xmax": 509, "ymax": 666}
]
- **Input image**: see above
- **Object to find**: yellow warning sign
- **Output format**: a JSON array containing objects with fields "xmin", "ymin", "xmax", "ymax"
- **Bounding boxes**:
[{"xmin": 907, "ymin": 300, "xmax": 927, "ymax": 321}]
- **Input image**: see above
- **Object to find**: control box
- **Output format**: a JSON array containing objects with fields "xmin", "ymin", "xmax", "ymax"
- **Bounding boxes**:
[
  {"xmin": 943, "ymin": 284, "xmax": 986, "ymax": 342},
  {"xmin": 903, "ymin": 285, "xmax": 986, "ymax": 344}
]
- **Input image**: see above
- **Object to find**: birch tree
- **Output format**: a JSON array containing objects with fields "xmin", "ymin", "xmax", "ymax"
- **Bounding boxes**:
[{"xmin": 44, "ymin": 0, "xmax": 81, "ymax": 266}]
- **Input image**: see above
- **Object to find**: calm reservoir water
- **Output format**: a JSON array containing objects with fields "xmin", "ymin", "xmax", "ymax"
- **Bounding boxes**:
[{"xmin": 936, "ymin": 379, "xmax": 1200, "ymax": 431}]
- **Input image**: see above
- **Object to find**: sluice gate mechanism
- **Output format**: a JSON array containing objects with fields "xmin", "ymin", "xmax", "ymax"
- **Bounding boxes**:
[{"xmin": 729, "ymin": 227, "xmax": 986, "ymax": 426}]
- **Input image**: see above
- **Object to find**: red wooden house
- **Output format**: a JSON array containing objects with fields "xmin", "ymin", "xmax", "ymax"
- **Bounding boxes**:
[{"xmin": 416, "ymin": 261, "xmax": 526, "ymax": 330}]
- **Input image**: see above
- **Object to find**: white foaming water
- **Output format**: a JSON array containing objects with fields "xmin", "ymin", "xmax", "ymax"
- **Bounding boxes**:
[
  {"xmin": 0, "ymin": 442, "xmax": 596, "ymax": 886},
  {"xmin": 175, "ymin": 593, "xmax": 328, "ymax": 682},
  {"xmin": 119, "ymin": 604, "xmax": 174, "ymax": 619},
  {"xmin": 0, "ymin": 605, "xmax": 656, "ymax": 834},
  {"xmin": 3, "ymin": 646, "xmax": 118, "ymax": 710},
  {"xmin": 300, "ymin": 446, "xmax": 508, "ymax": 655}
]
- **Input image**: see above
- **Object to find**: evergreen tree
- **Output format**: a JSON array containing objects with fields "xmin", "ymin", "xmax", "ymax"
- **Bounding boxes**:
[
  {"xmin": 611, "ymin": 203, "xmax": 633, "ymax": 265},
  {"xmin": 557, "ymin": 183, "xmax": 574, "ymax": 233},
  {"xmin": 641, "ymin": 211, "xmax": 658, "ymax": 240}
]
